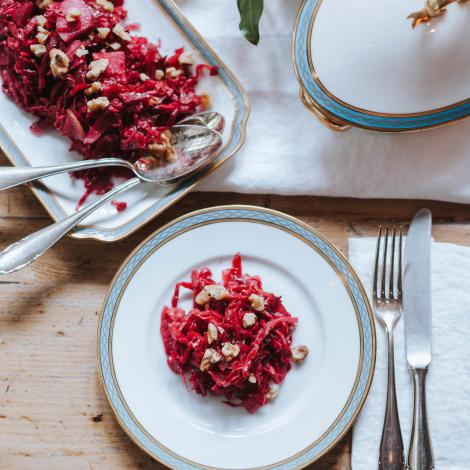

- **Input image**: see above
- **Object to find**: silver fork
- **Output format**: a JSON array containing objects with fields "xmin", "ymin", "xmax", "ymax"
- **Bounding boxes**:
[{"xmin": 373, "ymin": 226, "xmax": 406, "ymax": 470}]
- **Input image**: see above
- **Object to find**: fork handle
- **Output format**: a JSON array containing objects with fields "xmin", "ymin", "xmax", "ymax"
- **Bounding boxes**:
[
  {"xmin": 379, "ymin": 327, "xmax": 406, "ymax": 470},
  {"xmin": 408, "ymin": 368, "xmax": 434, "ymax": 470}
]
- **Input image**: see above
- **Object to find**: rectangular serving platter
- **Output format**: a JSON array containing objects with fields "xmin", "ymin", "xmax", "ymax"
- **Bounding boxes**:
[{"xmin": 0, "ymin": 0, "xmax": 249, "ymax": 241}]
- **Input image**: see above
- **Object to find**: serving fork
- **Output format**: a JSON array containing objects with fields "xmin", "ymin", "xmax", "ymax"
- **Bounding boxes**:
[{"xmin": 373, "ymin": 226, "xmax": 406, "ymax": 470}]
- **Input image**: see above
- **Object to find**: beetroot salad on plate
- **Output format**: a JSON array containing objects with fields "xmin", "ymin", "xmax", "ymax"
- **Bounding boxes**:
[
  {"xmin": 0, "ymin": 0, "xmax": 217, "ymax": 204},
  {"xmin": 161, "ymin": 254, "xmax": 309, "ymax": 414}
]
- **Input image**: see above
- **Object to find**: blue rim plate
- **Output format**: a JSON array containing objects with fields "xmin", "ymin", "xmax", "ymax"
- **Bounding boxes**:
[
  {"xmin": 293, "ymin": 0, "xmax": 470, "ymax": 132},
  {"xmin": 97, "ymin": 206, "xmax": 376, "ymax": 469}
]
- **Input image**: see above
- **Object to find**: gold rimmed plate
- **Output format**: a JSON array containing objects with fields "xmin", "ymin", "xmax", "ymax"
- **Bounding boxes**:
[
  {"xmin": 98, "ymin": 206, "xmax": 376, "ymax": 469},
  {"xmin": 293, "ymin": 0, "xmax": 470, "ymax": 132},
  {"xmin": 0, "ymin": 0, "xmax": 249, "ymax": 241}
]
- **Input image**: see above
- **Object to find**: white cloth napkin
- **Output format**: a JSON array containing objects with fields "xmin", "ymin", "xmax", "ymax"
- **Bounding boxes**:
[
  {"xmin": 349, "ymin": 237, "xmax": 470, "ymax": 470},
  {"xmin": 174, "ymin": 0, "xmax": 470, "ymax": 203}
]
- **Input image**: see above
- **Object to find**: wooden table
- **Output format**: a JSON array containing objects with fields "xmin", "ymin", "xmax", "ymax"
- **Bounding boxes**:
[{"xmin": 1, "ymin": 155, "xmax": 469, "ymax": 469}]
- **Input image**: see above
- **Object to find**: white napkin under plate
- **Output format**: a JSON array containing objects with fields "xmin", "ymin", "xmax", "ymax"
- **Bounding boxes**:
[
  {"xmin": 175, "ymin": 0, "xmax": 470, "ymax": 203},
  {"xmin": 349, "ymin": 237, "xmax": 470, "ymax": 470}
]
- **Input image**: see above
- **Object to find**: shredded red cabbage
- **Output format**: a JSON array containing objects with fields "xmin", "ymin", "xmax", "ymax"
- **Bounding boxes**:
[
  {"xmin": 161, "ymin": 254, "xmax": 309, "ymax": 414},
  {"xmin": 0, "ymin": 0, "xmax": 216, "ymax": 207}
]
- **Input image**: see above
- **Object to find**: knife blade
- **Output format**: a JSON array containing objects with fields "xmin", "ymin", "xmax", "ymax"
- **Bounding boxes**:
[
  {"xmin": 403, "ymin": 208, "xmax": 434, "ymax": 470},
  {"xmin": 404, "ymin": 208, "xmax": 432, "ymax": 369}
]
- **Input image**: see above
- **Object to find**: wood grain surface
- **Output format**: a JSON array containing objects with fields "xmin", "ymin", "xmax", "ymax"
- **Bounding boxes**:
[{"xmin": 0, "ymin": 155, "xmax": 469, "ymax": 469}]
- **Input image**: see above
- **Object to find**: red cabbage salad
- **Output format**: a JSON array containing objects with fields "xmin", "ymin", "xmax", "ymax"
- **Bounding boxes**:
[
  {"xmin": 0, "ymin": 0, "xmax": 217, "ymax": 205},
  {"xmin": 161, "ymin": 254, "xmax": 309, "ymax": 414}
]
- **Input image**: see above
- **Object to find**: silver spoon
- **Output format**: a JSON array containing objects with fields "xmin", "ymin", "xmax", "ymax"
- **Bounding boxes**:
[
  {"xmin": 179, "ymin": 111, "xmax": 225, "ymax": 133},
  {"xmin": 0, "ymin": 112, "xmax": 225, "ymax": 191},
  {"xmin": 0, "ymin": 124, "xmax": 222, "ymax": 275}
]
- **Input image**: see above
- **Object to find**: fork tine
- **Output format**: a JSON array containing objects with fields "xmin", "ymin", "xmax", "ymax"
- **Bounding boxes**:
[
  {"xmin": 373, "ymin": 226, "xmax": 382, "ymax": 300},
  {"xmin": 389, "ymin": 226, "xmax": 396, "ymax": 300},
  {"xmin": 381, "ymin": 226, "xmax": 389, "ymax": 300},
  {"xmin": 397, "ymin": 225, "xmax": 403, "ymax": 300}
]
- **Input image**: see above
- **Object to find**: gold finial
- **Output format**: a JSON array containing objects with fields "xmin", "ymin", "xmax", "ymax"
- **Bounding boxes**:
[{"xmin": 408, "ymin": 0, "xmax": 468, "ymax": 28}]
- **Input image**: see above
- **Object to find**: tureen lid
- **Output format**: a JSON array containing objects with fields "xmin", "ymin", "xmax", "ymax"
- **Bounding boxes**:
[{"xmin": 293, "ymin": 0, "xmax": 470, "ymax": 132}]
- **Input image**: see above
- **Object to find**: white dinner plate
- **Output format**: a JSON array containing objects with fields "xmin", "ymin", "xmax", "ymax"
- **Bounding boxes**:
[
  {"xmin": 0, "ymin": 0, "xmax": 249, "ymax": 241},
  {"xmin": 294, "ymin": 0, "xmax": 470, "ymax": 131},
  {"xmin": 98, "ymin": 206, "xmax": 376, "ymax": 469}
]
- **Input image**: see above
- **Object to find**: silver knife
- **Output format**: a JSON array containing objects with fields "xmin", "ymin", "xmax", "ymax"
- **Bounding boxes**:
[{"xmin": 403, "ymin": 208, "xmax": 434, "ymax": 470}]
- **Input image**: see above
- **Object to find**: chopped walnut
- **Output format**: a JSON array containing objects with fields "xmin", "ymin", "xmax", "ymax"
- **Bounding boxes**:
[
  {"xmin": 87, "ymin": 96, "xmax": 110, "ymax": 112},
  {"xmin": 195, "ymin": 289, "xmax": 210, "ymax": 306},
  {"xmin": 96, "ymin": 0, "xmax": 114, "ymax": 12},
  {"xmin": 36, "ymin": 30, "xmax": 49, "ymax": 45},
  {"xmin": 66, "ymin": 7, "xmax": 82, "ymax": 22},
  {"xmin": 112, "ymin": 24, "xmax": 131, "ymax": 42},
  {"xmin": 265, "ymin": 388, "xmax": 278, "ymax": 401},
  {"xmin": 205, "ymin": 284, "xmax": 229, "ymax": 301},
  {"xmin": 248, "ymin": 373, "xmax": 257, "ymax": 384},
  {"xmin": 155, "ymin": 69, "xmax": 164, "ymax": 81},
  {"xmin": 292, "ymin": 345, "xmax": 309, "ymax": 363},
  {"xmin": 249, "ymin": 294, "xmax": 265, "ymax": 312},
  {"xmin": 178, "ymin": 51, "xmax": 194, "ymax": 65},
  {"xmin": 35, "ymin": 15, "xmax": 47, "ymax": 27},
  {"xmin": 207, "ymin": 323, "xmax": 218, "ymax": 345},
  {"xmin": 49, "ymin": 49, "xmax": 69, "ymax": 78},
  {"xmin": 221, "ymin": 343, "xmax": 240, "ymax": 361},
  {"xmin": 148, "ymin": 131, "xmax": 176, "ymax": 163},
  {"xmin": 200, "ymin": 348, "xmax": 221, "ymax": 371},
  {"xmin": 30, "ymin": 44, "xmax": 46, "ymax": 58},
  {"xmin": 36, "ymin": 0, "xmax": 52, "ymax": 9},
  {"xmin": 109, "ymin": 42, "xmax": 122, "ymax": 51},
  {"xmin": 242, "ymin": 312, "xmax": 257, "ymax": 329},
  {"xmin": 75, "ymin": 46, "xmax": 89, "ymax": 58},
  {"xmin": 199, "ymin": 93, "xmax": 211, "ymax": 110},
  {"xmin": 165, "ymin": 67, "xmax": 182, "ymax": 78},
  {"xmin": 97, "ymin": 27, "xmax": 110, "ymax": 39},
  {"xmin": 86, "ymin": 58, "xmax": 109, "ymax": 81},
  {"xmin": 139, "ymin": 73, "xmax": 150, "ymax": 82},
  {"xmin": 84, "ymin": 81, "xmax": 102, "ymax": 96}
]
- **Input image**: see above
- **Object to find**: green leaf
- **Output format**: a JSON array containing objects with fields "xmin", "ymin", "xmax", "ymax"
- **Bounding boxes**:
[{"xmin": 237, "ymin": 0, "xmax": 264, "ymax": 45}]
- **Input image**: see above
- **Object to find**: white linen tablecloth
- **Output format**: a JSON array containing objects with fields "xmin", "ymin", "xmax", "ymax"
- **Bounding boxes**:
[
  {"xmin": 349, "ymin": 238, "xmax": 470, "ymax": 470},
  {"xmin": 176, "ymin": 0, "xmax": 470, "ymax": 203}
]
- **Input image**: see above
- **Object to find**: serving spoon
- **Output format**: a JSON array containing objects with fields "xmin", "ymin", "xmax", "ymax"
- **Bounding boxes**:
[
  {"xmin": 0, "ymin": 123, "xmax": 223, "ymax": 275},
  {"xmin": 0, "ymin": 111, "xmax": 225, "ymax": 191}
]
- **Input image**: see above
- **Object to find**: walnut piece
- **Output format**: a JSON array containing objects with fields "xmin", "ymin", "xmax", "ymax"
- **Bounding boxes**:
[
  {"xmin": 249, "ymin": 294, "xmax": 265, "ymax": 312},
  {"xmin": 36, "ymin": 30, "xmax": 49, "ymax": 45},
  {"xmin": 200, "ymin": 348, "xmax": 221, "ymax": 372},
  {"xmin": 265, "ymin": 388, "xmax": 278, "ymax": 401},
  {"xmin": 147, "ymin": 130, "xmax": 176, "ymax": 163},
  {"xmin": 195, "ymin": 289, "xmax": 210, "ymax": 306},
  {"xmin": 155, "ymin": 70, "xmax": 164, "ymax": 81},
  {"xmin": 85, "ymin": 81, "xmax": 102, "ymax": 96},
  {"xmin": 97, "ymin": 27, "xmax": 111, "ymax": 39},
  {"xmin": 204, "ymin": 284, "xmax": 229, "ymax": 301},
  {"xmin": 96, "ymin": 0, "xmax": 114, "ymax": 12},
  {"xmin": 66, "ymin": 7, "xmax": 82, "ymax": 22},
  {"xmin": 109, "ymin": 42, "xmax": 122, "ymax": 51},
  {"xmin": 36, "ymin": 0, "xmax": 53, "ymax": 9},
  {"xmin": 86, "ymin": 58, "xmax": 109, "ymax": 81},
  {"xmin": 221, "ymin": 343, "xmax": 240, "ymax": 361},
  {"xmin": 49, "ymin": 49, "xmax": 69, "ymax": 78},
  {"xmin": 207, "ymin": 323, "xmax": 218, "ymax": 345},
  {"xmin": 178, "ymin": 51, "xmax": 194, "ymax": 65},
  {"xmin": 30, "ymin": 44, "xmax": 47, "ymax": 58},
  {"xmin": 112, "ymin": 24, "xmax": 132, "ymax": 42},
  {"xmin": 35, "ymin": 15, "xmax": 47, "ymax": 27},
  {"xmin": 292, "ymin": 345, "xmax": 309, "ymax": 363},
  {"xmin": 165, "ymin": 67, "xmax": 182, "ymax": 78},
  {"xmin": 242, "ymin": 312, "xmax": 257, "ymax": 329},
  {"xmin": 87, "ymin": 96, "xmax": 110, "ymax": 112},
  {"xmin": 248, "ymin": 373, "xmax": 257, "ymax": 384},
  {"xmin": 75, "ymin": 46, "xmax": 89, "ymax": 58}
]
